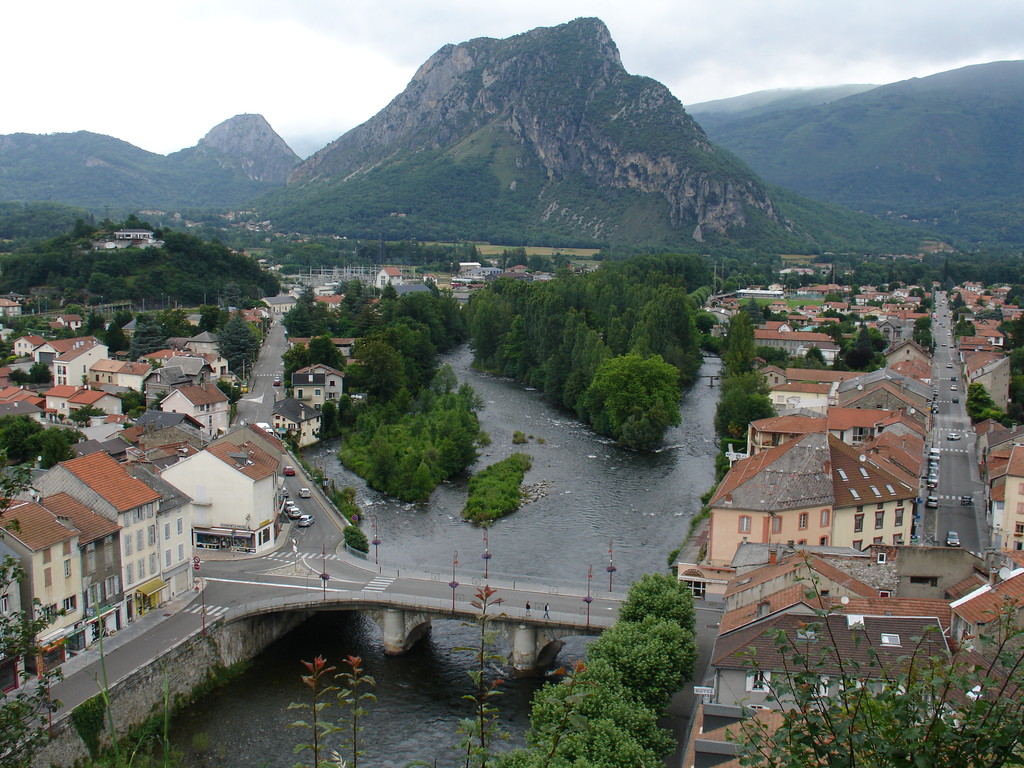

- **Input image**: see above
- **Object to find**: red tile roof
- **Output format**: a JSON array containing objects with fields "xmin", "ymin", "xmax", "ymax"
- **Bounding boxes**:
[
  {"xmin": 951, "ymin": 569, "xmax": 1024, "ymax": 626},
  {"xmin": 60, "ymin": 452, "xmax": 161, "ymax": 511},
  {"xmin": 168, "ymin": 383, "xmax": 228, "ymax": 406},
  {"xmin": 1, "ymin": 499, "xmax": 77, "ymax": 550},
  {"xmin": 42, "ymin": 492, "xmax": 120, "ymax": 544},
  {"xmin": 206, "ymin": 440, "xmax": 278, "ymax": 481}
]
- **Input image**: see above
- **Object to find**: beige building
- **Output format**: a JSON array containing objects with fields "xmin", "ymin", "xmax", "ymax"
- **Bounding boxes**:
[
  {"xmin": 160, "ymin": 383, "xmax": 230, "ymax": 438},
  {"xmin": 964, "ymin": 351, "xmax": 1010, "ymax": 411},
  {"xmin": 708, "ymin": 432, "xmax": 915, "ymax": 566}
]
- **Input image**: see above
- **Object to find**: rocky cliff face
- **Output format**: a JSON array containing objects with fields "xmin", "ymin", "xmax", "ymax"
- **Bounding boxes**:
[
  {"xmin": 290, "ymin": 18, "xmax": 782, "ymax": 240},
  {"xmin": 184, "ymin": 114, "xmax": 299, "ymax": 184}
]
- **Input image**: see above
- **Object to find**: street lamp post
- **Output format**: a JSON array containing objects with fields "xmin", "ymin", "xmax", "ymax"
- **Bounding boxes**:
[
  {"xmin": 482, "ymin": 530, "xmax": 492, "ymax": 580},
  {"xmin": 606, "ymin": 539, "xmax": 617, "ymax": 592},
  {"xmin": 372, "ymin": 516, "xmax": 381, "ymax": 565},
  {"xmin": 583, "ymin": 564, "xmax": 593, "ymax": 628},
  {"xmin": 449, "ymin": 551, "xmax": 459, "ymax": 614},
  {"xmin": 320, "ymin": 545, "xmax": 329, "ymax": 601}
]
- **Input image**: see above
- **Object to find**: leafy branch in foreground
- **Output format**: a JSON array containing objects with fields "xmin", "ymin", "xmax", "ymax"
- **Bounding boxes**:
[
  {"xmin": 734, "ymin": 570, "xmax": 1024, "ymax": 768},
  {"xmin": 454, "ymin": 584, "xmax": 508, "ymax": 768},
  {"xmin": 287, "ymin": 656, "xmax": 338, "ymax": 768}
]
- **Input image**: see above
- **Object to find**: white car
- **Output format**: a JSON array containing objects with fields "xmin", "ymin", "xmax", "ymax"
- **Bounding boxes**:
[
  {"xmin": 297, "ymin": 514, "xmax": 314, "ymax": 527},
  {"xmin": 946, "ymin": 432, "xmax": 961, "ymax": 441},
  {"xmin": 299, "ymin": 487, "xmax": 312, "ymax": 498}
]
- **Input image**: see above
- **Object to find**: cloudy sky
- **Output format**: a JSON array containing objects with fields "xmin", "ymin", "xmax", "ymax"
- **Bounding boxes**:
[{"xmin": 6, "ymin": 1, "xmax": 1023, "ymax": 158}]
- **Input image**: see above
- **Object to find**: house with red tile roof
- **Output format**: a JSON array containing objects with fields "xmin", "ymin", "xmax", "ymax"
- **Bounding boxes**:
[
  {"xmin": 375, "ymin": 266, "xmax": 404, "ymax": 289},
  {"xmin": 1, "ymin": 498, "xmax": 85, "ymax": 669},
  {"xmin": 160, "ymin": 438, "xmax": 282, "ymax": 555},
  {"xmin": 35, "ymin": 452, "xmax": 165, "ymax": 624},
  {"xmin": 13, "ymin": 334, "xmax": 45, "ymax": 357},
  {"xmin": 160, "ymin": 382, "xmax": 229, "ymax": 438},
  {"xmin": 707, "ymin": 433, "xmax": 915, "ymax": 565},
  {"xmin": 950, "ymin": 567, "xmax": 1024, "ymax": 644}
]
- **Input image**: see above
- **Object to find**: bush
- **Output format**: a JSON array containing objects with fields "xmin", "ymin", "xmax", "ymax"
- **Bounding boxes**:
[
  {"xmin": 462, "ymin": 453, "xmax": 532, "ymax": 523},
  {"xmin": 344, "ymin": 525, "xmax": 369, "ymax": 553}
]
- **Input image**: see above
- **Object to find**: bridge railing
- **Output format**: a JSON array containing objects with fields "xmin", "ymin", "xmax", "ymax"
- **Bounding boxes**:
[{"xmin": 218, "ymin": 588, "xmax": 618, "ymax": 630}]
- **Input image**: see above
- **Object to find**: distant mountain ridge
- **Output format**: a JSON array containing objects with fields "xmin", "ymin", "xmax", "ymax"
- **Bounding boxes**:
[
  {"xmin": 269, "ymin": 18, "xmax": 792, "ymax": 246},
  {"xmin": 690, "ymin": 60, "xmax": 1024, "ymax": 247},
  {"xmin": 0, "ymin": 114, "xmax": 299, "ymax": 212}
]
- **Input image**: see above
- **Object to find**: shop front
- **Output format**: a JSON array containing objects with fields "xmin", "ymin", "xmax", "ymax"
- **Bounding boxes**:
[
  {"xmin": 193, "ymin": 522, "xmax": 274, "ymax": 554},
  {"xmin": 134, "ymin": 577, "xmax": 166, "ymax": 616}
]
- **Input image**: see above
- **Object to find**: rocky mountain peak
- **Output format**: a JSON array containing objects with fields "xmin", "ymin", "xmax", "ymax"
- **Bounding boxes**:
[{"xmin": 191, "ymin": 113, "xmax": 299, "ymax": 184}]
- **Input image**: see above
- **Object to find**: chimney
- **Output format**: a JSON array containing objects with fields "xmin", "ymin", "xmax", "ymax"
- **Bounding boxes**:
[
  {"xmin": 768, "ymin": 545, "xmax": 778, "ymax": 565},
  {"xmin": 756, "ymin": 600, "xmax": 771, "ymax": 618},
  {"xmin": 989, "ymin": 568, "xmax": 999, "ymax": 587}
]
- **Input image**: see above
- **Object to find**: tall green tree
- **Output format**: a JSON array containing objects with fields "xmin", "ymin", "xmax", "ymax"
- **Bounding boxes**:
[
  {"xmin": 582, "ymin": 354, "xmax": 681, "ymax": 451},
  {"xmin": 128, "ymin": 313, "xmax": 167, "ymax": 360},
  {"xmin": 723, "ymin": 311, "xmax": 756, "ymax": 377},
  {"xmin": 217, "ymin": 311, "xmax": 259, "ymax": 377}
]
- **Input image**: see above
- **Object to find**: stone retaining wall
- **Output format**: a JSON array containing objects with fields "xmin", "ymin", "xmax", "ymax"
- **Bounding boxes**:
[{"xmin": 34, "ymin": 610, "xmax": 308, "ymax": 767}]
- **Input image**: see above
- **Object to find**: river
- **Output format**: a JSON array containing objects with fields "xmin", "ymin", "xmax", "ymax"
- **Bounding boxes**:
[{"xmin": 171, "ymin": 347, "xmax": 721, "ymax": 768}]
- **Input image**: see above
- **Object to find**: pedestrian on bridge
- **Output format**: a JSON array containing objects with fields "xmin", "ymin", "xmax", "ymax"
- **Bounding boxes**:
[
  {"xmin": 526, "ymin": 601, "xmax": 531, "ymax": 616},
  {"xmin": 544, "ymin": 603, "xmax": 550, "ymax": 619}
]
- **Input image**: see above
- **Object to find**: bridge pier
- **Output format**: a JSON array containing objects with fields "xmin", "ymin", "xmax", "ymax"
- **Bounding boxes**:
[
  {"xmin": 509, "ymin": 624, "xmax": 565, "ymax": 675},
  {"xmin": 375, "ymin": 608, "xmax": 432, "ymax": 655}
]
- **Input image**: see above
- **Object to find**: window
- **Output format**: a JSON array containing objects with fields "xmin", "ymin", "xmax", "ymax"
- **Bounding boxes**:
[
  {"xmin": 138, "ymin": 558, "xmax": 145, "ymax": 580},
  {"xmin": 875, "ymin": 511, "xmax": 885, "ymax": 529},
  {"xmin": 136, "ymin": 530, "xmax": 143, "ymax": 552},
  {"xmin": 177, "ymin": 543, "xmax": 184, "ymax": 562},
  {"xmin": 878, "ymin": 590, "xmax": 892, "ymax": 597},
  {"xmin": 1016, "ymin": 522, "xmax": 1024, "ymax": 535},
  {"xmin": 798, "ymin": 539, "xmax": 807, "ymax": 546},
  {"xmin": 852, "ymin": 539, "xmax": 863, "ymax": 550},
  {"xmin": 63, "ymin": 595, "xmax": 76, "ymax": 612},
  {"xmin": 856, "ymin": 505, "xmax": 863, "ymax": 514},
  {"xmin": 877, "ymin": 552, "xmax": 887, "ymax": 564},
  {"xmin": 746, "ymin": 670, "xmax": 771, "ymax": 692},
  {"xmin": 893, "ymin": 534, "xmax": 904, "ymax": 545},
  {"xmin": 820, "ymin": 509, "xmax": 830, "ymax": 527},
  {"xmin": 0, "ymin": 594, "xmax": 8, "ymax": 613},
  {"xmin": 687, "ymin": 580, "xmax": 707, "ymax": 599},
  {"xmin": 86, "ymin": 546, "xmax": 96, "ymax": 573},
  {"xmin": 873, "ymin": 536, "xmax": 883, "ymax": 545},
  {"xmin": 44, "ymin": 567, "xmax": 52, "ymax": 588},
  {"xmin": 165, "ymin": 549, "xmax": 171, "ymax": 567},
  {"xmin": 880, "ymin": 633, "xmax": 901, "ymax": 646},
  {"xmin": 854, "ymin": 514, "xmax": 864, "ymax": 532},
  {"xmin": 149, "ymin": 553, "xmax": 157, "ymax": 575},
  {"xmin": 125, "ymin": 535, "xmax": 133, "ymax": 555},
  {"xmin": 63, "ymin": 541, "xmax": 71, "ymax": 556},
  {"xmin": 63, "ymin": 559, "xmax": 71, "ymax": 578},
  {"xmin": 771, "ymin": 515, "xmax": 781, "ymax": 534},
  {"xmin": 820, "ymin": 536, "xmax": 829, "ymax": 546},
  {"xmin": 164, "ymin": 523, "xmax": 171, "ymax": 541},
  {"xmin": 125, "ymin": 563, "xmax": 134, "ymax": 585},
  {"xmin": 43, "ymin": 548, "xmax": 52, "ymax": 564},
  {"xmin": 895, "ymin": 508, "xmax": 904, "ymax": 527},
  {"xmin": 799, "ymin": 513, "xmax": 808, "ymax": 530},
  {"xmin": 148, "ymin": 525, "xmax": 156, "ymax": 546},
  {"xmin": 739, "ymin": 516, "xmax": 751, "ymax": 533},
  {"xmin": 105, "ymin": 574, "xmax": 120, "ymax": 596},
  {"xmin": 177, "ymin": 518, "xmax": 184, "ymax": 535},
  {"xmin": 909, "ymin": 576, "xmax": 938, "ymax": 586}
]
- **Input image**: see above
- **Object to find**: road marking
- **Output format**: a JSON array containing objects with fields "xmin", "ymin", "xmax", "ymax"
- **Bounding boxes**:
[
  {"xmin": 202, "ymin": 576, "xmax": 364, "ymax": 590},
  {"xmin": 364, "ymin": 576, "xmax": 395, "ymax": 592},
  {"xmin": 185, "ymin": 605, "xmax": 229, "ymax": 617}
]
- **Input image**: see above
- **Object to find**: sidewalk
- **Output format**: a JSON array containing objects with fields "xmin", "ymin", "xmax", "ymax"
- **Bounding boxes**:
[{"xmin": 54, "ymin": 592, "xmax": 199, "ymax": 683}]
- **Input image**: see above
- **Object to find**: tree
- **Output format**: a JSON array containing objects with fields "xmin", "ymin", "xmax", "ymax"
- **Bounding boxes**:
[
  {"xmin": 966, "ymin": 381, "xmax": 1005, "ymax": 423},
  {"xmin": 128, "ymin": 314, "xmax": 167, "ymax": 360},
  {"xmin": 307, "ymin": 335, "xmax": 345, "ymax": 371},
  {"xmin": 198, "ymin": 304, "xmax": 227, "ymax": 333},
  {"xmin": 723, "ymin": 312, "xmax": 756, "ymax": 377},
  {"xmin": 1, "ymin": 463, "xmax": 63, "ymax": 768},
  {"xmin": 217, "ymin": 311, "xmax": 259, "ymax": 377},
  {"xmin": 582, "ymin": 354, "xmax": 681, "ymax": 451},
  {"xmin": 102, "ymin": 321, "xmax": 130, "ymax": 355}
]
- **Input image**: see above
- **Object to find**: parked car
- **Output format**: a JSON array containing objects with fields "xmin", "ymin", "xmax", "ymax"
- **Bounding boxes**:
[
  {"xmin": 297, "ymin": 514, "xmax": 315, "ymax": 527},
  {"xmin": 286, "ymin": 505, "xmax": 302, "ymax": 520},
  {"xmin": 926, "ymin": 495, "xmax": 939, "ymax": 508},
  {"xmin": 952, "ymin": 396, "xmax": 960, "ymax": 403},
  {"xmin": 299, "ymin": 487, "xmax": 312, "ymax": 498},
  {"xmin": 280, "ymin": 488, "xmax": 289, "ymax": 498},
  {"xmin": 283, "ymin": 465, "xmax": 296, "ymax": 476},
  {"xmin": 945, "ymin": 530, "xmax": 961, "ymax": 547},
  {"xmin": 961, "ymin": 495, "xmax": 974, "ymax": 506}
]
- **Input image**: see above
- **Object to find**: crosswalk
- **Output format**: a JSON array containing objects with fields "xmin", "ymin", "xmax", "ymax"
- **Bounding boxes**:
[
  {"xmin": 263, "ymin": 552, "xmax": 345, "ymax": 563},
  {"xmin": 363, "ymin": 576, "xmax": 395, "ymax": 592},
  {"xmin": 184, "ymin": 604, "xmax": 229, "ymax": 618}
]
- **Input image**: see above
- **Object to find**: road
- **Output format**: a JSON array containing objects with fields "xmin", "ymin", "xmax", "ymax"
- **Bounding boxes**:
[
  {"xmin": 234, "ymin": 316, "xmax": 290, "ymax": 427},
  {"xmin": 924, "ymin": 292, "xmax": 985, "ymax": 552}
]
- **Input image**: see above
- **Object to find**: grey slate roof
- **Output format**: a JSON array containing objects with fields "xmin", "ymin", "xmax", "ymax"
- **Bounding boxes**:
[
  {"xmin": 836, "ymin": 367, "xmax": 931, "ymax": 400},
  {"xmin": 273, "ymin": 397, "xmax": 319, "ymax": 424},
  {"xmin": 126, "ymin": 463, "xmax": 191, "ymax": 513},
  {"xmin": 136, "ymin": 410, "xmax": 204, "ymax": 431}
]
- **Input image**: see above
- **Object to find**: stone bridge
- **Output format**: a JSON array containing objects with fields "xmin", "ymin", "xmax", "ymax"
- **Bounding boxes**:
[{"xmin": 217, "ymin": 585, "xmax": 619, "ymax": 673}]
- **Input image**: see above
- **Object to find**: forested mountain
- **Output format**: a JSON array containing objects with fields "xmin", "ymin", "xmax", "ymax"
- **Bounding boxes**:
[
  {"xmin": 0, "ymin": 115, "xmax": 299, "ymax": 213},
  {"xmin": 689, "ymin": 60, "xmax": 1024, "ymax": 248},
  {"xmin": 262, "ymin": 18, "xmax": 806, "ymax": 250}
]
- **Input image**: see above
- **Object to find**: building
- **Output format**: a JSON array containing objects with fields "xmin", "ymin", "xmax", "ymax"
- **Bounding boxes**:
[
  {"xmin": 707, "ymin": 433, "xmax": 915, "ymax": 565},
  {"xmin": 49, "ymin": 337, "xmax": 109, "ymax": 386},
  {"xmin": 375, "ymin": 266, "xmax": 404, "ymax": 289},
  {"xmin": 272, "ymin": 398, "xmax": 321, "ymax": 447},
  {"xmin": 35, "ymin": 452, "xmax": 165, "ymax": 625},
  {"xmin": 160, "ymin": 439, "xmax": 282, "ymax": 555},
  {"xmin": 160, "ymin": 383, "xmax": 229, "ymax": 438},
  {"xmin": 964, "ymin": 351, "xmax": 1010, "ymax": 411},
  {"xmin": 291, "ymin": 363, "xmax": 345, "ymax": 408},
  {"xmin": 1, "ymin": 499, "xmax": 85, "ymax": 671}
]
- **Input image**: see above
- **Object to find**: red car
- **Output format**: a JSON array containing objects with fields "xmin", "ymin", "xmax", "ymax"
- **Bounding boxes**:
[
  {"xmin": 283, "ymin": 465, "xmax": 296, "ymax": 476},
  {"xmin": 273, "ymin": 375, "xmax": 282, "ymax": 386}
]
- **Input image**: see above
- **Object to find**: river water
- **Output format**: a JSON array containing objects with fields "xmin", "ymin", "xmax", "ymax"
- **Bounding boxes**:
[{"xmin": 171, "ymin": 348, "xmax": 721, "ymax": 768}]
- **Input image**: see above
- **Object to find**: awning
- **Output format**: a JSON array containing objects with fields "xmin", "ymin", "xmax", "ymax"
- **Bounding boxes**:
[{"xmin": 135, "ymin": 578, "xmax": 166, "ymax": 598}]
